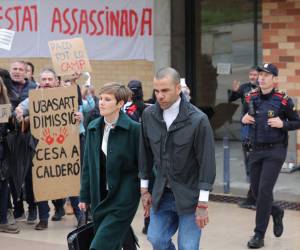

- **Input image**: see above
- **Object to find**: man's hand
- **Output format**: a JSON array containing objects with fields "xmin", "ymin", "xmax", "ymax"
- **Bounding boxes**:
[
  {"xmin": 71, "ymin": 72, "xmax": 82, "ymax": 85},
  {"xmin": 195, "ymin": 202, "xmax": 209, "ymax": 229},
  {"xmin": 15, "ymin": 106, "xmax": 24, "ymax": 121},
  {"xmin": 268, "ymin": 117, "xmax": 283, "ymax": 128},
  {"xmin": 141, "ymin": 188, "xmax": 152, "ymax": 218},
  {"xmin": 242, "ymin": 113, "xmax": 255, "ymax": 124},
  {"xmin": 232, "ymin": 80, "xmax": 240, "ymax": 92},
  {"xmin": 74, "ymin": 111, "xmax": 83, "ymax": 123}
]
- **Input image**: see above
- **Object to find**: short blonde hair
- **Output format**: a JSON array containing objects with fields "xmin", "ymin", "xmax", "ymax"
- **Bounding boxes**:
[{"xmin": 99, "ymin": 82, "xmax": 132, "ymax": 104}]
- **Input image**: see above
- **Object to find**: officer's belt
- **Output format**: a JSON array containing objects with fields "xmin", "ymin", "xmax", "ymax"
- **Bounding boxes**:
[{"xmin": 252, "ymin": 142, "xmax": 285, "ymax": 150}]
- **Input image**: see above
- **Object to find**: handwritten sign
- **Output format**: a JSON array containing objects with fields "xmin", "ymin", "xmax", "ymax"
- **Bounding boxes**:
[
  {"xmin": 0, "ymin": 104, "xmax": 11, "ymax": 123},
  {"xmin": 29, "ymin": 85, "xmax": 80, "ymax": 201},
  {"xmin": 48, "ymin": 37, "xmax": 92, "ymax": 76}
]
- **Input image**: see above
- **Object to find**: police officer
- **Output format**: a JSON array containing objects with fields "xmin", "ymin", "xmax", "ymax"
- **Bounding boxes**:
[
  {"xmin": 228, "ymin": 66, "xmax": 259, "ymax": 209},
  {"xmin": 242, "ymin": 63, "xmax": 300, "ymax": 249}
]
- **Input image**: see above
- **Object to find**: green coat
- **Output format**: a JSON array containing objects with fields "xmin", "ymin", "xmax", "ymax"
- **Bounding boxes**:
[{"xmin": 80, "ymin": 111, "xmax": 140, "ymax": 250}]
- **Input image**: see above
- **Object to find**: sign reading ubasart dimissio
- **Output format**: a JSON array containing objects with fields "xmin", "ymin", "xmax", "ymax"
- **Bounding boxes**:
[{"xmin": 0, "ymin": 0, "xmax": 153, "ymax": 61}]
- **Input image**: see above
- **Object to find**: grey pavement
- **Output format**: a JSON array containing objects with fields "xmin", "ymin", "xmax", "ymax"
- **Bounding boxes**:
[
  {"xmin": 1, "ymin": 202, "xmax": 299, "ymax": 250},
  {"xmin": 1, "ymin": 139, "xmax": 299, "ymax": 249},
  {"xmin": 213, "ymin": 139, "xmax": 300, "ymax": 203}
]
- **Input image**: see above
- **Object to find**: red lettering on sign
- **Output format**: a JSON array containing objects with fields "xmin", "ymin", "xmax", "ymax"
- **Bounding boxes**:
[
  {"xmin": 4, "ymin": 7, "xmax": 14, "ymax": 30},
  {"xmin": 89, "ymin": 9, "xmax": 97, "ymax": 36},
  {"xmin": 78, "ymin": 9, "xmax": 89, "ymax": 34},
  {"xmin": 141, "ymin": 8, "xmax": 152, "ymax": 36},
  {"xmin": 14, "ymin": 6, "xmax": 21, "ymax": 31},
  {"xmin": 129, "ymin": 10, "xmax": 138, "ymax": 37},
  {"xmin": 32, "ymin": 5, "xmax": 37, "ymax": 31},
  {"xmin": 51, "ymin": 8, "xmax": 62, "ymax": 33},
  {"xmin": 61, "ymin": 60, "xmax": 86, "ymax": 73},
  {"xmin": 96, "ymin": 11, "xmax": 105, "ymax": 36},
  {"xmin": 70, "ymin": 8, "xmax": 78, "ymax": 35},
  {"xmin": 110, "ymin": 10, "xmax": 119, "ymax": 36},
  {"xmin": 63, "ymin": 8, "xmax": 71, "ymax": 34},
  {"xmin": 120, "ymin": 10, "xmax": 128, "ymax": 36}
]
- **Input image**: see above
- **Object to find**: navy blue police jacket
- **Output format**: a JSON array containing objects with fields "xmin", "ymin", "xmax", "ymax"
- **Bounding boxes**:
[{"xmin": 244, "ymin": 87, "xmax": 300, "ymax": 145}]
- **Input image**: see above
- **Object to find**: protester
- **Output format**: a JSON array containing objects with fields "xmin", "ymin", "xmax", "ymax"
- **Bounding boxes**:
[
  {"xmin": 8, "ymin": 61, "xmax": 37, "ymax": 224},
  {"xmin": 125, "ymin": 80, "xmax": 147, "ymax": 122},
  {"xmin": 228, "ymin": 66, "xmax": 259, "ymax": 209},
  {"xmin": 25, "ymin": 61, "xmax": 36, "ymax": 85},
  {"xmin": 15, "ymin": 68, "xmax": 84, "ymax": 230},
  {"xmin": 79, "ymin": 82, "xmax": 140, "ymax": 250},
  {"xmin": 242, "ymin": 63, "xmax": 300, "ymax": 248},
  {"xmin": 139, "ymin": 67, "xmax": 216, "ymax": 249},
  {"xmin": 0, "ymin": 76, "xmax": 20, "ymax": 234}
]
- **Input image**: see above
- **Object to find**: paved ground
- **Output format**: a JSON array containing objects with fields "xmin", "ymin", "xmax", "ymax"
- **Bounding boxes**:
[
  {"xmin": 214, "ymin": 140, "xmax": 300, "ymax": 203},
  {"xmin": 1, "ymin": 202, "xmax": 299, "ymax": 250},
  {"xmin": 1, "ymin": 140, "xmax": 299, "ymax": 249}
]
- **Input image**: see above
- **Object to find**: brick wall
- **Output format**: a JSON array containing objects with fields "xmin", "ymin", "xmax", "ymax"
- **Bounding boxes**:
[
  {"xmin": 0, "ymin": 59, "xmax": 154, "ymax": 99},
  {"xmin": 263, "ymin": 0, "xmax": 300, "ymax": 161}
]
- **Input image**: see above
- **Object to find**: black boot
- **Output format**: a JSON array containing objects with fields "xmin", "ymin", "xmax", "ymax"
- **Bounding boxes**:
[
  {"xmin": 142, "ymin": 217, "xmax": 150, "ymax": 235},
  {"xmin": 247, "ymin": 233, "xmax": 264, "ymax": 249}
]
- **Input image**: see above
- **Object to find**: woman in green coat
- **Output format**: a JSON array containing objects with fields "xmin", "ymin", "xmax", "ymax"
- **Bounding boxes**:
[{"xmin": 79, "ymin": 83, "xmax": 140, "ymax": 250}]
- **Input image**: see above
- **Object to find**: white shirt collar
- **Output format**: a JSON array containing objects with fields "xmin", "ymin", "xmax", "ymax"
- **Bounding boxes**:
[
  {"xmin": 163, "ymin": 97, "xmax": 181, "ymax": 130},
  {"xmin": 164, "ymin": 97, "xmax": 181, "ymax": 114}
]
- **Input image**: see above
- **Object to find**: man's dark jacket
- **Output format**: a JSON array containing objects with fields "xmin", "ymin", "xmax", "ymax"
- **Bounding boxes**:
[
  {"xmin": 139, "ymin": 95, "xmax": 216, "ymax": 214},
  {"xmin": 9, "ymin": 80, "xmax": 36, "ymax": 109},
  {"xmin": 228, "ymin": 82, "xmax": 257, "ymax": 105}
]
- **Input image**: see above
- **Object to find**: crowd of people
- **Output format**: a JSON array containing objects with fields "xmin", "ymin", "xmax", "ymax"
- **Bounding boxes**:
[{"xmin": 0, "ymin": 61, "xmax": 297, "ymax": 250}]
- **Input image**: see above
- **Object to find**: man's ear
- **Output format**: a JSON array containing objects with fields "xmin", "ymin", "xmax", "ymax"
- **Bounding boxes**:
[{"xmin": 176, "ymin": 83, "xmax": 182, "ymax": 95}]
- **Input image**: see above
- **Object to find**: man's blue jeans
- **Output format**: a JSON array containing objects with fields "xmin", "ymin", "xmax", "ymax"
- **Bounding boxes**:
[{"xmin": 147, "ymin": 190, "xmax": 201, "ymax": 250}]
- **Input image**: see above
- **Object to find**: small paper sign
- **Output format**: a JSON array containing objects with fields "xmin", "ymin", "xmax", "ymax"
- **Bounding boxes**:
[
  {"xmin": 0, "ymin": 104, "xmax": 11, "ymax": 123},
  {"xmin": 0, "ymin": 29, "xmax": 15, "ymax": 51},
  {"xmin": 217, "ymin": 63, "xmax": 231, "ymax": 75}
]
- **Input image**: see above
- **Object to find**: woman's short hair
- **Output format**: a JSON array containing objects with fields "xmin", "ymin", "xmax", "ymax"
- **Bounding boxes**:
[{"xmin": 99, "ymin": 82, "xmax": 132, "ymax": 104}]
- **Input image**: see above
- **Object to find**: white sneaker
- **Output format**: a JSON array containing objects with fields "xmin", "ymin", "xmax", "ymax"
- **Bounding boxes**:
[
  {"xmin": 7, "ymin": 209, "xmax": 15, "ymax": 225},
  {"xmin": 15, "ymin": 213, "xmax": 26, "ymax": 222}
]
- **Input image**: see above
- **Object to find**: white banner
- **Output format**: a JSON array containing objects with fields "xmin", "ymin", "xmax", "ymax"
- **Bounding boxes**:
[{"xmin": 0, "ymin": 0, "xmax": 153, "ymax": 61}]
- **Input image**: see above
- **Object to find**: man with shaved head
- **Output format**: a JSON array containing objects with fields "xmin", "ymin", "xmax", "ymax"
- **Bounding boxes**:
[{"xmin": 139, "ymin": 67, "xmax": 216, "ymax": 250}]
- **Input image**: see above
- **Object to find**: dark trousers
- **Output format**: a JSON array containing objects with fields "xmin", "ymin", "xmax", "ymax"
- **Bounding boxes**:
[
  {"xmin": 52, "ymin": 197, "xmax": 81, "ymax": 219},
  {"xmin": 9, "ymin": 167, "xmax": 36, "ymax": 217},
  {"xmin": 249, "ymin": 146, "xmax": 286, "ymax": 237},
  {"xmin": 242, "ymin": 145, "xmax": 256, "ymax": 203},
  {"xmin": 0, "ymin": 179, "xmax": 9, "ymax": 224},
  {"xmin": 37, "ymin": 201, "xmax": 50, "ymax": 221}
]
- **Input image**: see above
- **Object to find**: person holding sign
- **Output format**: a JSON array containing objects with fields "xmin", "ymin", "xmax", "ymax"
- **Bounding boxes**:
[
  {"xmin": 15, "ymin": 68, "xmax": 84, "ymax": 230},
  {"xmin": 8, "ymin": 61, "xmax": 37, "ymax": 224},
  {"xmin": 79, "ymin": 83, "xmax": 140, "ymax": 250}
]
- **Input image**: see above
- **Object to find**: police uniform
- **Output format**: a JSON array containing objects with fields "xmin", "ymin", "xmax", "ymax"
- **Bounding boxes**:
[{"xmin": 244, "ymin": 86, "xmax": 300, "ymax": 245}]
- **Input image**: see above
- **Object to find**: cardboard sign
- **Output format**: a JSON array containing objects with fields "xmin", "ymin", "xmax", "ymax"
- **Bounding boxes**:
[
  {"xmin": 0, "ymin": 104, "xmax": 11, "ymax": 123},
  {"xmin": 48, "ymin": 37, "xmax": 92, "ymax": 76},
  {"xmin": 29, "ymin": 85, "xmax": 80, "ymax": 201}
]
